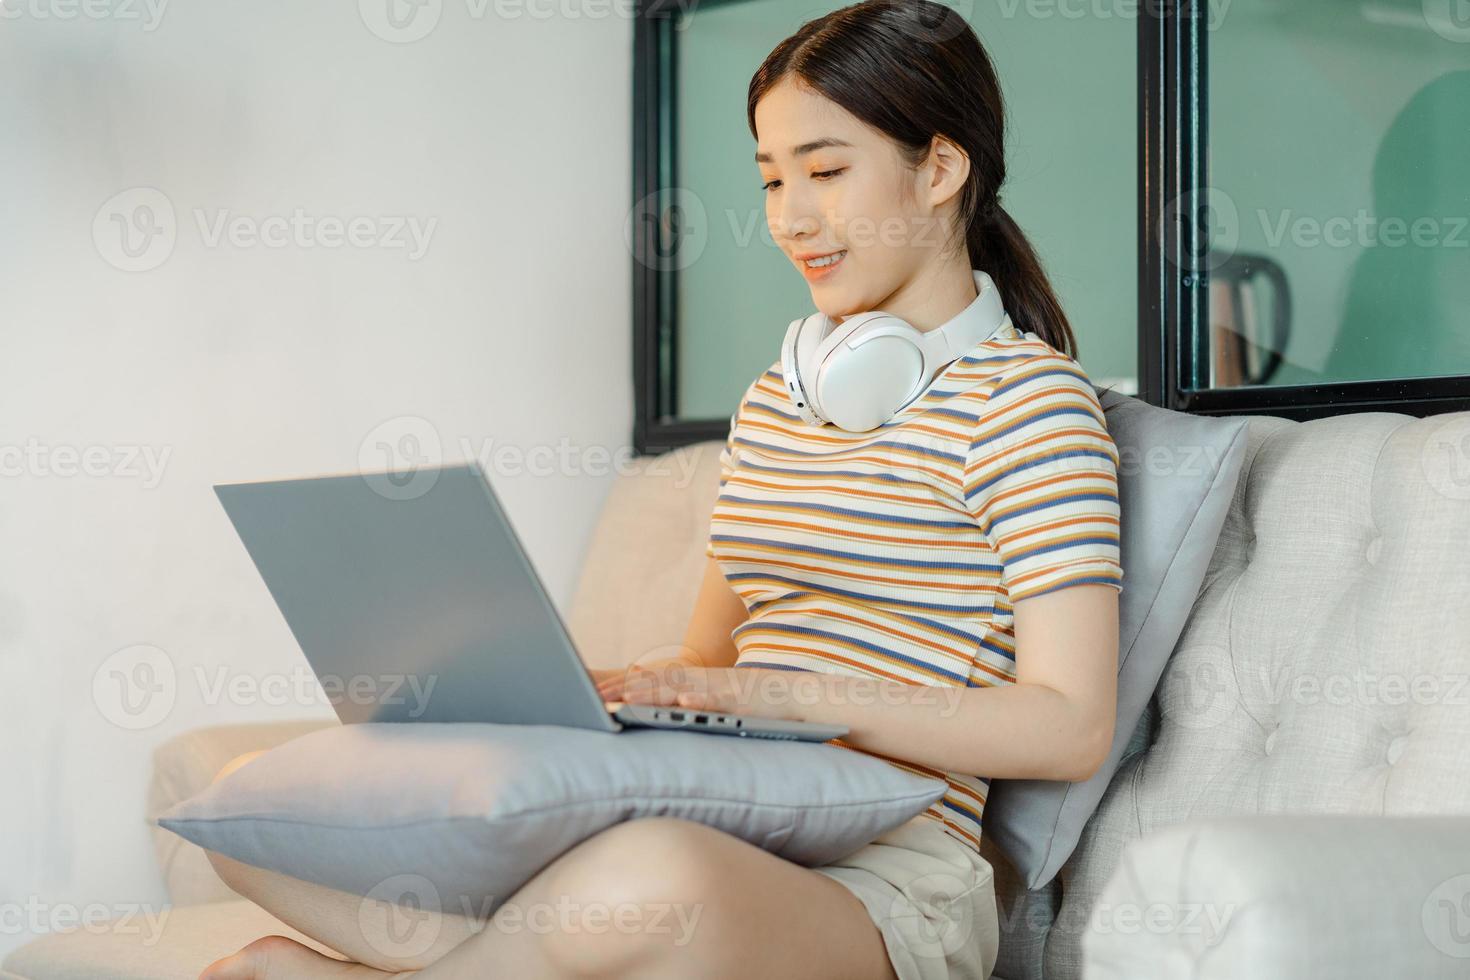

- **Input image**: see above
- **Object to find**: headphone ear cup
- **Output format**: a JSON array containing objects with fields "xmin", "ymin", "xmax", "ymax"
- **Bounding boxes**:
[
  {"xmin": 814, "ymin": 316, "xmax": 928, "ymax": 431},
  {"xmin": 781, "ymin": 313, "xmax": 833, "ymax": 424}
]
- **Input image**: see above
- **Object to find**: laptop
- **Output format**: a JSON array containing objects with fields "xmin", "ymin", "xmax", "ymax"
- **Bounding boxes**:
[{"xmin": 213, "ymin": 461, "xmax": 848, "ymax": 743}]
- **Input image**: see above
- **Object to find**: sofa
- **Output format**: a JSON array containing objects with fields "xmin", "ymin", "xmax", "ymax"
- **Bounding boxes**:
[{"xmin": 7, "ymin": 406, "xmax": 1470, "ymax": 979}]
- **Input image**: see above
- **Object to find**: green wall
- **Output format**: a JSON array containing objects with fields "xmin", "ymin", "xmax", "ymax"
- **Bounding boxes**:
[{"xmin": 675, "ymin": 0, "xmax": 1137, "ymax": 419}]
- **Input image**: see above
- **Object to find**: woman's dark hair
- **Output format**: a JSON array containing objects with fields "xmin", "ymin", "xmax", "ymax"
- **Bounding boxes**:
[{"xmin": 747, "ymin": 0, "xmax": 1078, "ymax": 360}]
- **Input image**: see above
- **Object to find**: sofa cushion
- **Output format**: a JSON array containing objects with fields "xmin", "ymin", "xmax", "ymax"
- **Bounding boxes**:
[
  {"xmin": 565, "ymin": 441, "xmax": 721, "ymax": 671},
  {"xmin": 156, "ymin": 720, "xmax": 947, "ymax": 916},
  {"xmin": 981, "ymin": 389, "xmax": 1248, "ymax": 891},
  {"xmin": 0, "ymin": 899, "xmax": 337, "ymax": 980},
  {"xmin": 1032, "ymin": 409, "xmax": 1470, "ymax": 980}
]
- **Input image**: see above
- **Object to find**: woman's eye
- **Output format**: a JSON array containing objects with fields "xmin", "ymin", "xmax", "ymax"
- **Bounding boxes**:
[{"xmin": 760, "ymin": 168, "xmax": 845, "ymax": 192}]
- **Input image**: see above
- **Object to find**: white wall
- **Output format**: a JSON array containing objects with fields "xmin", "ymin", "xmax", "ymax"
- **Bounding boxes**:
[{"xmin": 0, "ymin": 0, "xmax": 631, "ymax": 957}]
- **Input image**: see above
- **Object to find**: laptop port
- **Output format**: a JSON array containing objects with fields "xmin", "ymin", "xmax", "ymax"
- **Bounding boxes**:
[
  {"xmin": 670, "ymin": 711, "xmax": 685, "ymax": 721},
  {"xmin": 695, "ymin": 714, "xmax": 708, "ymax": 724}
]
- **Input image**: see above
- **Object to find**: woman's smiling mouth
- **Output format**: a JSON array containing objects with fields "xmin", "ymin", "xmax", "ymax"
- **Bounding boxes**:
[{"xmin": 798, "ymin": 249, "xmax": 848, "ymax": 281}]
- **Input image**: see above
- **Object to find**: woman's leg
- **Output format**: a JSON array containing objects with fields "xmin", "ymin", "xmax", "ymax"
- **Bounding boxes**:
[
  {"xmin": 409, "ymin": 815, "xmax": 902, "ymax": 980},
  {"xmin": 202, "ymin": 814, "xmax": 901, "ymax": 980}
]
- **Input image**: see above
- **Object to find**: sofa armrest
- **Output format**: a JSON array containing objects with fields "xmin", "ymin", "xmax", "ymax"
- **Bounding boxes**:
[
  {"xmin": 146, "ymin": 719, "xmax": 338, "ymax": 906},
  {"xmin": 1082, "ymin": 814, "xmax": 1470, "ymax": 980}
]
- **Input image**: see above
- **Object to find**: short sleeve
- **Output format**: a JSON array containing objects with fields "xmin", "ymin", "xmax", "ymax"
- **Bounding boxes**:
[
  {"xmin": 705, "ymin": 409, "xmax": 738, "ymax": 559},
  {"xmin": 962, "ymin": 356, "xmax": 1123, "ymax": 602}
]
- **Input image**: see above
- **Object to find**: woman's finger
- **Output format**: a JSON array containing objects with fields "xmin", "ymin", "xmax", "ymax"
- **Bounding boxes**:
[{"xmin": 623, "ymin": 672, "xmax": 683, "ymax": 705}]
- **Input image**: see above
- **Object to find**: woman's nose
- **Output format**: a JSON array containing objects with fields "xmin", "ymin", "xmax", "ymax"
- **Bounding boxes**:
[{"xmin": 775, "ymin": 186, "xmax": 822, "ymax": 244}]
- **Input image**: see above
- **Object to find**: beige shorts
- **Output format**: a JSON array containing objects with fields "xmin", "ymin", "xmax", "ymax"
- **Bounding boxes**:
[{"xmin": 810, "ymin": 815, "xmax": 1000, "ymax": 980}]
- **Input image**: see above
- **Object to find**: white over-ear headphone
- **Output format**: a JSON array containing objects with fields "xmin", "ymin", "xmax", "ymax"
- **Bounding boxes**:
[{"xmin": 780, "ymin": 268, "xmax": 1013, "ymax": 432}]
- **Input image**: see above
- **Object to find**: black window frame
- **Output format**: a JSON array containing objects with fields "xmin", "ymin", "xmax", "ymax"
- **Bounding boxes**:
[
  {"xmin": 634, "ymin": 0, "xmax": 1470, "ymax": 457},
  {"xmin": 631, "ymin": 0, "xmax": 741, "ymax": 456},
  {"xmin": 1139, "ymin": 1, "xmax": 1470, "ymax": 421}
]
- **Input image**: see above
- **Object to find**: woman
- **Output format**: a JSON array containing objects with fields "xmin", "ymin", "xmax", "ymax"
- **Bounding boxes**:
[{"xmin": 201, "ymin": 2, "xmax": 1121, "ymax": 978}]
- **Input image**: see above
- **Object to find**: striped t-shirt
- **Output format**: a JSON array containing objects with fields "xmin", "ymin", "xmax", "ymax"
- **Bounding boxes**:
[{"xmin": 705, "ymin": 320, "xmax": 1123, "ymax": 853}]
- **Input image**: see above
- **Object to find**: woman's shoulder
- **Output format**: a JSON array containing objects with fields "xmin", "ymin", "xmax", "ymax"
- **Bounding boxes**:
[{"xmin": 952, "ymin": 328, "xmax": 1101, "ymax": 410}]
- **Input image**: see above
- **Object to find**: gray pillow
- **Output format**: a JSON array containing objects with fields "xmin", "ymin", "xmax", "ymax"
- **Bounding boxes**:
[
  {"xmin": 982, "ymin": 388, "xmax": 1248, "ymax": 890},
  {"xmin": 156, "ymin": 721, "xmax": 946, "ymax": 912}
]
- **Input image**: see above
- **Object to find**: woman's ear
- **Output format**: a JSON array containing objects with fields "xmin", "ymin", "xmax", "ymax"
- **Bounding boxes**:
[{"xmin": 924, "ymin": 133, "xmax": 971, "ymax": 210}]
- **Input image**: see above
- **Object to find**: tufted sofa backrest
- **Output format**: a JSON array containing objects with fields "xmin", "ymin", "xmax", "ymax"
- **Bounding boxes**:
[
  {"xmin": 566, "ymin": 413, "xmax": 1470, "ymax": 980},
  {"xmin": 990, "ymin": 409, "xmax": 1470, "ymax": 980}
]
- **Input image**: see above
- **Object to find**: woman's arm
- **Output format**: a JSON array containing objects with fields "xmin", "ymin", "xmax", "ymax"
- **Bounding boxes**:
[
  {"xmin": 642, "ymin": 583, "xmax": 1119, "ymax": 783},
  {"xmin": 787, "ymin": 583, "xmax": 1118, "ymax": 782},
  {"xmin": 678, "ymin": 556, "xmax": 747, "ymax": 669},
  {"xmin": 594, "ymin": 557, "xmax": 746, "ymax": 699}
]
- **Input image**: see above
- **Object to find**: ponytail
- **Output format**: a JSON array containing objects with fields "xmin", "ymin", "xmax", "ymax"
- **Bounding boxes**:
[{"xmin": 968, "ymin": 201, "xmax": 1077, "ymax": 360}]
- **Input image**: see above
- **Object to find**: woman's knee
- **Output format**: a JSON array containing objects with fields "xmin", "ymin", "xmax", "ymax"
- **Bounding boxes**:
[
  {"xmin": 204, "ymin": 846, "xmax": 253, "ymax": 898},
  {"xmin": 547, "ymin": 817, "xmax": 724, "ymax": 906},
  {"xmin": 531, "ymin": 818, "xmax": 725, "ymax": 976},
  {"xmin": 213, "ymin": 749, "xmax": 267, "ymax": 785}
]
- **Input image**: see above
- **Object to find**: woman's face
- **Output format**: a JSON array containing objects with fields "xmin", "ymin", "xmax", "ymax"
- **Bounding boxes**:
[{"xmin": 754, "ymin": 76, "xmax": 962, "ymax": 322}]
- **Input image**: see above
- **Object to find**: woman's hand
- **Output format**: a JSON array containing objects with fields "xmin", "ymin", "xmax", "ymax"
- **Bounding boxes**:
[
  {"xmin": 588, "ymin": 666, "xmax": 629, "ymax": 701},
  {"xmin": 589, "ymin": 660, "xmax": 701, "ymax": 702},
  {"xmin": 618, "ymin": 665, "xmax": 814, "ymax": 724}
]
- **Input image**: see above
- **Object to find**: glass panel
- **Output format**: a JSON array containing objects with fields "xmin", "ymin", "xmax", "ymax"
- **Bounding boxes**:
[
  {"xmin": 672, "ymin": 0, "xmax": 1138, "ymax": 420},
  {"xmin": 1202, "ymin": 0, "xmax": 1470, "ymax": 389}
]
